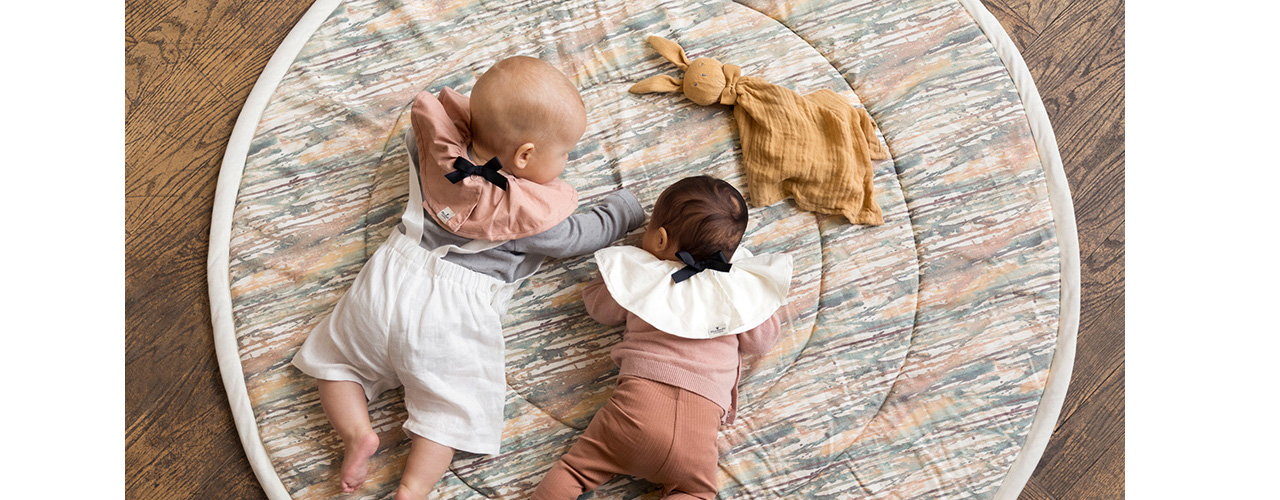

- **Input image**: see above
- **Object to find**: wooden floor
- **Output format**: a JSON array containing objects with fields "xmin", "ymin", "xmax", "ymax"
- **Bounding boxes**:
[{"xmin": 124, "ymin": 0, "xmax": 1124, "ymax": 498}]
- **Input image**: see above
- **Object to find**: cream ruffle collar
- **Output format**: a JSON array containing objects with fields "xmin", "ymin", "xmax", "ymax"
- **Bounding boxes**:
[{"xmin": 595, "ymin": 245, "xmax": 792, "ymax": 339}]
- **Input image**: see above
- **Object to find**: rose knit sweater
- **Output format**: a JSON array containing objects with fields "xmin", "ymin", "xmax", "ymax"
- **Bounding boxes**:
[{"xmin": 582, "ymin": 276, "xmax": 782, "ymax": 423}]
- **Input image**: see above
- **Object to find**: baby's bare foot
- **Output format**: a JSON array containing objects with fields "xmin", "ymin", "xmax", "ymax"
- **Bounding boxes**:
[
  {"xmin": 339, "ymin": 431, "xmax": 380, "ymax": 492},
  {"xmin": 394, "ymin": 484, "xmax": 430, "ymax": 500}
]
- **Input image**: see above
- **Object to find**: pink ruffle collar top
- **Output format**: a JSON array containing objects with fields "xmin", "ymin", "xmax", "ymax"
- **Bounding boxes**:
[{"xmin": 410, "ymin": 87, "xmax": 579, "ymax": 241}]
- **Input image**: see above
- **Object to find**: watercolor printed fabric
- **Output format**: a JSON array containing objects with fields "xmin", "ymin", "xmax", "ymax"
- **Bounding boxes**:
[{"xmin": 210, "ymin": 0, "xmax": 1070, "ymax": 498}]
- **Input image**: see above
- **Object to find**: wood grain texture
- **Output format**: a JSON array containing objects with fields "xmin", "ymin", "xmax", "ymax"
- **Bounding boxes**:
[
  {"xmin": 981, "ymin": 0, "xmax": 1125, "ymax": 498},
  {"xmin": 123, "ymin": 0, "xmax": 1124, "ymax": 498},
  {"xmin": 1018, "ymin": 477, "xmax": 1059, "ymax": 500},
  {"xmin": 126, "ymin": 1, "xmax": 309, "ymax": 499}
]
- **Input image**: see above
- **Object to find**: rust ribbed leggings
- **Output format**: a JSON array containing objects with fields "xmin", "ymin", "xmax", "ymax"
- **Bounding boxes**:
[{"xmin": 531, "ymin": 376, "xmax": 723, "ymax": 499}]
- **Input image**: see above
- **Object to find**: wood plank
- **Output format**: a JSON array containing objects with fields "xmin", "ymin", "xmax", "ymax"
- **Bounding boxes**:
[
  {"xmin": 1020, "ymin": 0, "xmax": 1125, "ymax": 101},
  {"xmin": 126, "ymin": 1, "xmax": 308, "ymax": 499},
  {"xmin": 126, "ymin": 98, "xmax": 236, "ymax": 200},
  {"xmin": 187, "ymin": 45, "xmax": 279, "ymax": 106},
  {"xmin": 126, "ymin": 0, "xmax": 310, "ymax": 106},
  {"xmin": 987, "ymin": 0, "xmax": 1072, "ymax": 33},
  {"xmin": 1032, "ymin": 365, "xmax": 1125, "ymax": 496},
  {"xmin": 1004, "ymin": 0, "xmax": 1125, "ymax": 426},
  {"xmin": 173, "ymin": 3, "xmax": 311, "ymax": 102},
  {"xmin": 125, "ymin": 335, "xmax": 267, "ymax": 500},
  {"xmin": 128, "ymin": 0, "xmax": 294, "ymax": 50},
  {"xmin": 1018, "ymin": 476, "xmax": 1060, "ymax": 500},
  {"xmin": 126, "ymin": 26, "xmax": 227, "ymax": 106},
  {"xmin": 125, "ymin": 102, "xmax": 265, "ymax": 498},
  {"xmin": 1063, "ymin": 216, "xmax": 1124, "ymax": 425},
  {"xmin": 125, "ymin": 0, "xmax": 186, "ymax": 40},
  {"xmin": 980, "ymin": 0, "xmax": 1042, "ymax": 51},
  {"xmin": 1007, "ymin": 2, "xmax": 1124, "ymax": 497},
  {"xmin": 1060, "ymin": 436, "xmax": 1124, "ymax": 499}
]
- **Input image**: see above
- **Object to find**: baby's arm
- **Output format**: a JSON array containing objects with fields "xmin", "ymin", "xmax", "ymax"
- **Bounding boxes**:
[
  {"xmin": 581, "ymin": 276, "xmax": 628, "ymax": 326},
  {"xmin": 738, "ymin": 312, "xmax": 783, "ymax": 355},
  {"xmin": 507, "ymin": 189, "xmax": 645, "ymax": 259}
]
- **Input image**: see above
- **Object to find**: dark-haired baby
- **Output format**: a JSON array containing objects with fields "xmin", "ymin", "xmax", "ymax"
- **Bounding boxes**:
[{"xmin": 533, "ymin": 176, "xmax": 794, "ymax": 500}]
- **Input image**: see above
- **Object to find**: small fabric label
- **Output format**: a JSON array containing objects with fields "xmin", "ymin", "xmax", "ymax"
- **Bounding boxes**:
[
  {"xmin": 708, "ymin": 325, "xmax": 727, "ymax": 336},
  {"xmin": 437, "ymin": 206, "xmax": 456, "ymax": 223}
]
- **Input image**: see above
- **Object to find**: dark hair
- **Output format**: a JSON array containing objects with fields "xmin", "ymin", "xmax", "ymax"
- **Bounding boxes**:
[{"xmin": 650, "ymin": 176, "xmax": 749, "ymax": 260}]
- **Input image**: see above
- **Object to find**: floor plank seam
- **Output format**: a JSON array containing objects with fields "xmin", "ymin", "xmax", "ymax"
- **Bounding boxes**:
[{"xmin": 1055, "ymin": 360, "xmax": 1123, "ymax": 432}]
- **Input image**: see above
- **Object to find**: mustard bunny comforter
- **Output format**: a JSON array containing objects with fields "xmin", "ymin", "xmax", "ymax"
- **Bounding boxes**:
[{"xmin": 631, "ymin": 36, "xmax": 890, "ymax": 225}]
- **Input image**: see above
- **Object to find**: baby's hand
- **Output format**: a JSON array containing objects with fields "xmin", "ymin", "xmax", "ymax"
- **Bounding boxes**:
[{"xmin": 607, "ymin": 187, "xmax": 647, "ymax": 233}]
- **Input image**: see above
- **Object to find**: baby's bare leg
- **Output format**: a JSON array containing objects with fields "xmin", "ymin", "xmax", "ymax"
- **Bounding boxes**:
[
  {"xmin": 317, "ymin": 380, "xmax": 381, "ymax": 493},
  {"xmin": 393, "ymin": 433, "xmax": 454, "ymax": 500}
]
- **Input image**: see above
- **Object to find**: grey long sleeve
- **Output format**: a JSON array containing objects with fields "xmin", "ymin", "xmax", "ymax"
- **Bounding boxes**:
[
  {"xmin": 401, "ymin": 189, "xmax": 646, "ymax": 283},
  {"xmin": 502, "ymin": 190, "xmax": 645, "ymax": 259}
]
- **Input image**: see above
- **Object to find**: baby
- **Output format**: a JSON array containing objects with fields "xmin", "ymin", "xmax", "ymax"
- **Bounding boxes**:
[
  {"xmin": 291, "ymin": 56, "xmax": 645, "ymax": 499},
  {"xmin": 533, "ymin": 176, "xmax": 794, "ymax": 499}
]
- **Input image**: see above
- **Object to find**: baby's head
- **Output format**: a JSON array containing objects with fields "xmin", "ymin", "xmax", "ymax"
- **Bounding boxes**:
[
  {"xmin": 470, "ymin": 56, "xmax": 587, "ymax": 184},
  {"xmin": 642, "ymin": 176, "xmax": 749, "ymax": 262}
]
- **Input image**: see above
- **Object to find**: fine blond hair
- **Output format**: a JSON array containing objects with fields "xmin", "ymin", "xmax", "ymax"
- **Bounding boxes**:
[{"xmin": 470, "ymin": 56, "xmax": 586, "ymax": 154}]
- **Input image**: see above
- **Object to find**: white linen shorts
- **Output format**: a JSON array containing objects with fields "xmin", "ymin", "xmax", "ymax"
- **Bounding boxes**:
[{"xmin": 292, "ymin": 229, "xmax": 517, "ymax": 455}]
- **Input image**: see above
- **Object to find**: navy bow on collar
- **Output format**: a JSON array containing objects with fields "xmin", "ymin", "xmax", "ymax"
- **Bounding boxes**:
[
  {"xmin": 446, "ymin": 156, "xmax": 508, "ymax": 190},
  {"xmin": 671, "ymin": 250, "xmax": 733, "ymax": 283}
]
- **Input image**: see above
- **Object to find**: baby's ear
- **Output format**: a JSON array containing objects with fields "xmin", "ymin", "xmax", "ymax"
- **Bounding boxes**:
[
  {"xmin": 647, "ymin": 36, "xmax": 690, "ymax": 70},
  {"xmin": 513, "ymin": 142, "xmax": 535, "ymax": 170},
  {"xmin": 629, "ymin": 75, "xmax": 683, "ymax": 94}
]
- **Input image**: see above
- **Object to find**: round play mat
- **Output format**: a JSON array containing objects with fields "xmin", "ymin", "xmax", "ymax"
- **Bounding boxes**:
[{"xmin": 208, "ymin": 0, "xmax": 1079, "ymax": 498}]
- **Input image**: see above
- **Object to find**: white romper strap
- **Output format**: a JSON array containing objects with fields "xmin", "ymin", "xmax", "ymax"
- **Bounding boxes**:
[
  {"xmin": 428, "ymin": 239, "xmax": 505, "ymax": 259},
  {"xmin": 403, "ymin": 127, "xmax": 507, "ymax": 258},
  {"xmin": 403, "ymin": 127, "xmax": 429, "ymax": 243}
]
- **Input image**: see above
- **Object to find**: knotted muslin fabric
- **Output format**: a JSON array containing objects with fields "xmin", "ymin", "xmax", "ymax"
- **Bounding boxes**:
[
  {"xmin": 594, "ymin": 245, "xmax": 793, "ymax": 339},
  {"xmin": 630, "ymin": 35, "xmax": 891, "ymax": 225}
]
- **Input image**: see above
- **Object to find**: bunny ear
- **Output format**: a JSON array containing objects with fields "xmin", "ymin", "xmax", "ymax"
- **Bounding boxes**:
[
  {"xmin": 629, "ymin": 75, "xmax": 683, "ymax": 94},
  {"xmin": 646, "ymin": 36, "xmax": 690, "ymax": 70}
]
